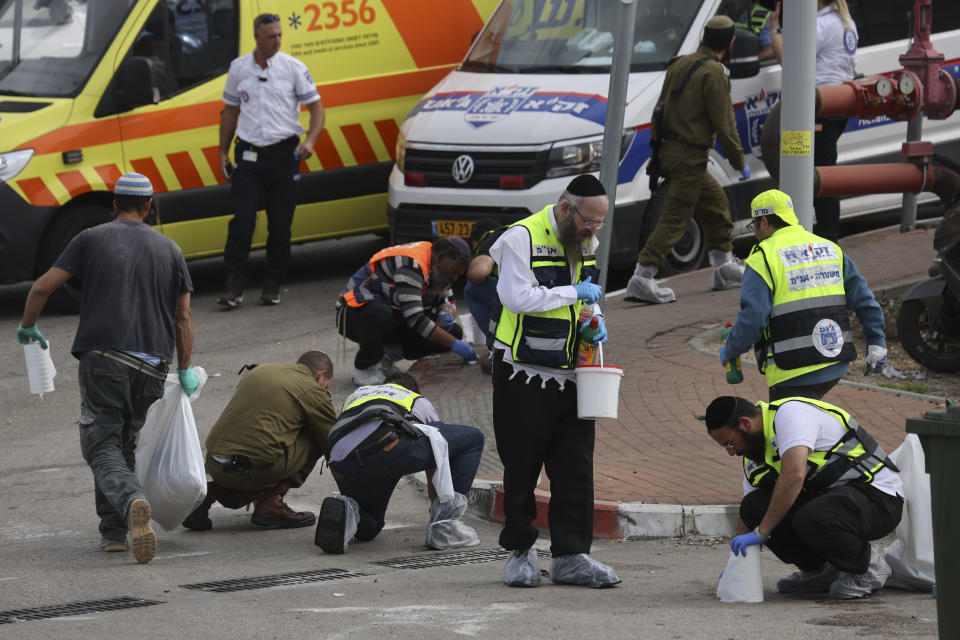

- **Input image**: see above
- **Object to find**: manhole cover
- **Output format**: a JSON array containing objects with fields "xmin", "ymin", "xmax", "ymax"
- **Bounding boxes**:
[
  {"xmin": 181, "ymin": 568, "xmax": 367, "ymax": 593},
  {"xmin": 371, "ymin": 548, "xmax": 550, "ymax": 570},
  {"xmin": 0, "ymin": 596, "xmax": 161, "ymax": 624}
]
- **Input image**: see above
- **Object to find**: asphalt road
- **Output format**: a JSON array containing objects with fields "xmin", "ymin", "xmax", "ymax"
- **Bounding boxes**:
[{"xmin": 0, "ymin": 233, "xmax": 940, "ymax": 639}]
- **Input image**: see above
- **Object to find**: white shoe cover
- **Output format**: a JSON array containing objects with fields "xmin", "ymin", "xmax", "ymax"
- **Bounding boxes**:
[
  {"xmin": 828, "ymin": 543, "xmax": 892, "ymax": 599},
  {"xmin": 549, "ymin": 553, "xmax": 621, "ymax": 588},
  {"xmin": 709, "ymin": 250, "xmax": 744, "ymax": 290},
  {"xmin": 625, "ymin": 263, "xmax": 676, "ymax": 303},
  {"xmin": 352, "ymin": 364, "xmax": 385, "ymax": 386},
  {"xmin": 504, "ymin": 548, "xmax": 541, "ymax": 588}
]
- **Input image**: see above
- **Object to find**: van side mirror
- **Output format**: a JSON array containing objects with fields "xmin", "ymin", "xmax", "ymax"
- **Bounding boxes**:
[
  {"xmin": 117, "ymin": 56, "xmax": 159, "ymax": 109},
  {"xmin": 728, "ymin": 27, "xmax": 759, "ymax": 79}
]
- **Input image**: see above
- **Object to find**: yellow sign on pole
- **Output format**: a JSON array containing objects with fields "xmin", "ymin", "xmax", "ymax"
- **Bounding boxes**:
[{"xmin": 781, "ymin": 130, "xmax": 812, "ymax": 156}]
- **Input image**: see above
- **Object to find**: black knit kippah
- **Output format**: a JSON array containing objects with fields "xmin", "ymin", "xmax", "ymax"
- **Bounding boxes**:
[
  {"xmin": 566, "ymin": 174, "xmax": 606, "ymax": 197},
  {"xmin": 705, "ymin": 396, "xmax": 738, "ymax": 431}
]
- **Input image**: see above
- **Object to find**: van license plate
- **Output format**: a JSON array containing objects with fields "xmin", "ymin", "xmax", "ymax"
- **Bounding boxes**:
[{"xmin": 433, "ymin": 219, "xmax": 475, "ymax": 239}]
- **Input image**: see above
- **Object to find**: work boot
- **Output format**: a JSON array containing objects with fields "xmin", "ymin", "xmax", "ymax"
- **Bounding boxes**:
[
  {"xmin": 379, "ymin": 343, "xmax": 404, "ymax": 376},
  {"xmin": 625, "ymin": 263, "xmax": 676, "ymax": 304},
  {"xmin": 315, "ymin": 495, "xmax": 359, "ymax": 554},
  {"xmin": 128, "ymin": 497, "xmax": 157, "ymax": 564},
  {"xmin": 709, "ymin": 250, "xmax": 745, "ymax": 290},
  {"xmin": 182, "ymin": 482, "xmax": 223, "ymax": 531},
  {"xmin": 504, "ymin": 548, "xmax": 541, "ymax": 588},
  {"xmin": 549, "ymin": 554, "xmax": 621, "ymax": 588},
  {"xmin": 251, "ymin": 481, "xmax": 316, "ymax": 529},
  {"xmin": 352, "ymin": 364, "xmax": 386, "ymax": 386},
  {"xmin": 101, "ymin": 537, "xmax": 127, "ymax": 553},
  {"xmin": 776, "ymin": 563, "xmax": 840, "ymax": 594},
  {"xmin": 260, "ymin": 278, "xmax": 281, "ymax": 306},
  {"xmin": 217, "ymin": 275, "xmax": 244, "ymax": 309},
  {"xmin": 828, "ymin": 543, "xmax": 892, "ymax": 599}
]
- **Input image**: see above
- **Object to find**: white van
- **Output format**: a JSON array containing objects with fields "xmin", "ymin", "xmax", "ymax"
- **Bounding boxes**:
[{"xmin": 389, "ymin": 0, "xmax": 960, "ymax": 273}]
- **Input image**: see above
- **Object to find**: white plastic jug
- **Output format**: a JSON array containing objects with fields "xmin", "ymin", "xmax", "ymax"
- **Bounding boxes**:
[{"xmin": 23, "ymin": 341, "xmax": 56, "ymax": 396}]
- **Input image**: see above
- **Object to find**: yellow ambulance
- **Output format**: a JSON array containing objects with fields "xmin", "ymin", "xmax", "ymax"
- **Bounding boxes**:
[{"xmin": 0, "ymin": 0, "xmax": 496, "ymax": 300}]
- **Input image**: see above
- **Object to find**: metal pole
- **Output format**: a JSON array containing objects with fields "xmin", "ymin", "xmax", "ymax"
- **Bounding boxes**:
[
  {"xmin": 900, "ymin": 113, "xmax": 924, "ymax": 231},
  {"xmin": 779, "ymin": 0, "xmax": 818, "ymax": 231},
  {"xmin": 595, "ymin": 0, "xmax": 637, "ymax": 308},
  {"xmin": 12, "ymin": 0, "xmax": 24, "ymax": 66}
]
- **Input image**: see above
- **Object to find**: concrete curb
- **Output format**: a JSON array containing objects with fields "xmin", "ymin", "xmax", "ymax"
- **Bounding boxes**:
[{"xmin": 466, "ymin": 480, "xmax": 739, "ymax": 539}]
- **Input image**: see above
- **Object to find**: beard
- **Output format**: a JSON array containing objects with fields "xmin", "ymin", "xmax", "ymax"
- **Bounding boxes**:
[
  {"xmin": 557, "ymin": 214, "xmax": 590, "ymax": 260},
  {"xmin": 741, "ymin": 429, "xmax": 768, "ymax": 464},
  {"xmin": 429, "ymin": 272, "xmax": 451, "ymax": 291}
]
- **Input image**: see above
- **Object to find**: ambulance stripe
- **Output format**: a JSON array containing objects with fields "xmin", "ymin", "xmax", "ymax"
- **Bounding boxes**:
[
  {"xmin": 56, "ymin": 170, "xmax": 92, "ymax": 198},
  {"xmin": 95, "ymin": 164, "xmax": 123, "ymax": 191},
  {"xmin": 131, "ymin": 158, "xmax": 168, "ymax": 193},
  {"xmin": 374, "ymin": 119, "xmax": 400, "ymax": 161},
  {"xmin": 167, "ymin": 152, "xmax": 204, "ymax": 190},
  {"xmin": 381, "ymin": 0, "xmax": 485, "ymax": 69},
  {"xmin": 17, "ymin": 177, "xmax": 57, "ymax": 206},
  {"xmin": 314, "ymin": 130, "xmax": 344, "ymax": 170},
  {"xmin": 341, "ymin": 124, "xmax": 378, "ymax": 165},
  {"xmin": 201, "ymin": 146, "xmax": 227, "ymax": 185}
]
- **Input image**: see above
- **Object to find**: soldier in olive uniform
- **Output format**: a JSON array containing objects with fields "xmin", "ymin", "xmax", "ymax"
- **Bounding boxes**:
[{"xmin": 627, "ymin": 15, "xmax": 750, "ymax": 304}]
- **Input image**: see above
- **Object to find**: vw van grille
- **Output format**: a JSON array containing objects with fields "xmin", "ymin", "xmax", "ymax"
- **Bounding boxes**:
[{"xmin": 404, "ymin": 148, "xmax": 550, "ymax": 189}]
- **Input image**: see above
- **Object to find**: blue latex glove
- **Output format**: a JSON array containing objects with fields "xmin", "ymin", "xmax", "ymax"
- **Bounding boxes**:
[
  {"xmin": 730, "ymin": 531, "xmax": 765, "ymax": 557},
  {"xmin": 572, "ymin": 276, "xmax": 602, "ymax": 304},
  {"xmin": 178, "ymin": 367, "xmax": 199, "ymax": 396},
  {"xmin": 17, "ymin": 323, "xmax": 48, "ymax": 349},
  {"xmin": 451, "ymin": 339, "xmax": 478, "ymax": 363},
  {"xmin": 436, "ymin": 310, "xmax": 456, "ymax": 331},
  {"xmin": 739, "ymin": 165, "xmax": 751, "ymax": 182},
  {"xmin": 579, "ymin": 315, "xmax": 608, "ymax": 345}
]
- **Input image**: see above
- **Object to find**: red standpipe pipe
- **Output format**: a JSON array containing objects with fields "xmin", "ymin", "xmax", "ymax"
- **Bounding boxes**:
[{"xmin": 814, "ymin": 164, "xmax": 935, "ymax": 197}]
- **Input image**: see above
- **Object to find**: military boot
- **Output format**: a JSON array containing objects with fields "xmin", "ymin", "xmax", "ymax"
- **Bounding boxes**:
[{"xmin": 251, "ymin": 481, "xmax": 316, "ymax": 529}]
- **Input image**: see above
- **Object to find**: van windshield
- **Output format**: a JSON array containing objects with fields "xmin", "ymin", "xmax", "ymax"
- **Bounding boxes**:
[
  {"xmin": 463, "ymin": 0, "xmax": 704, "ymax": 74},
  {"xmin": 0, "ymin": 0, "xmax": 132, "ymax": 97}
]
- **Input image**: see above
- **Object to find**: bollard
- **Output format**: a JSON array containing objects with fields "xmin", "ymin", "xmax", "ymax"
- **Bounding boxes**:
[{"xmin": 905, "ymin": 399, "xmax": 960, "ymax": 640}]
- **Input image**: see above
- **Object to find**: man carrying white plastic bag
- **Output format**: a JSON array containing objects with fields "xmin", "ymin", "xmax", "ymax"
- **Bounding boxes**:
[{"xmin": 136, "ymin": 367, "xmax": 209, "ymax": 532}]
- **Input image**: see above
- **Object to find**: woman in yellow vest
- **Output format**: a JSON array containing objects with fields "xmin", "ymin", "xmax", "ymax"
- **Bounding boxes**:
[
  {"xmin": 719, "ymin": 189, "xmax": 887, "ymax": 400},
  {"xmin": 706, "ymin": 395, "xmax": 903, "ymax": 599}
]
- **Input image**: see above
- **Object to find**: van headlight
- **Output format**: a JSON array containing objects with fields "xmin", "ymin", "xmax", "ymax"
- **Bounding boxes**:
[
  {"xmin": 545, "ymin": 130, "xmax": 636, "ymax": 179},
  {"xmin": 0, "ymin": 149, "xmax": 34, "ymax": 182},
  {"xmin": 395, "ymin": 133, "xmax": 407, "ymax": 172}
]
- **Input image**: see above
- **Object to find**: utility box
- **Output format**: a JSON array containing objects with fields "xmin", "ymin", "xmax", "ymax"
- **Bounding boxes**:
[{"xmin": 905, "ymin": 399, "xmax": 960, "ymax": 640}]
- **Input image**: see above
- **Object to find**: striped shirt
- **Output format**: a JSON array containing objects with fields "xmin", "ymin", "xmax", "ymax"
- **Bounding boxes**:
[{"xmin": 223, "ymin": 51, "xmax": 320, "ymax": 147}]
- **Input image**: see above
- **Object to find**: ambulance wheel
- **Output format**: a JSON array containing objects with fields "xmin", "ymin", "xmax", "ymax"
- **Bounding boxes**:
[
  {"xmin": 36, "ymin": 204, "xmax": 113, "ymax": 313},
  {"xmin": 638, "ymin": 182, "xmax": 706, "ymax": 276}
]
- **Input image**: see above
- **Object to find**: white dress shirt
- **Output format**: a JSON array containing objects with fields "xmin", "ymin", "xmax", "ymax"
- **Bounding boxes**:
[
  {"xmin": 222, "ymin": 51, "xmax": 320, "ymax": 147},
  {"xmin": 488, "ymin": 205, "xmax": 598, "ymax": 386}
]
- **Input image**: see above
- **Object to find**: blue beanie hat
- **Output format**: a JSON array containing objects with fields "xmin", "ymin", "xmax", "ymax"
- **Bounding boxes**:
[{"xmin": 114, "ymin": 172, "xmax": 154, "ymax": 196}]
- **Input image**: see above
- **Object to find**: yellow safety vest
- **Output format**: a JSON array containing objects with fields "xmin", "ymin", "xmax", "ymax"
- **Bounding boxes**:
[
  {"xmin": 743, "ymin": 397, "xmax": 897, "ymax": 491},
  {"xmin": 744, "ymin": 226, "xmax": 856, "ymax": 387},
  {"xmin": 494, "ymin": 205, "xmax": 599, "ymax": 369},
  {"xmin": 734, "ymin": 4, "xmax": 771, "ymax": 38},
  {"xmin": 326, "ymin": 383, "xmax": 420, "ymax": 455}
]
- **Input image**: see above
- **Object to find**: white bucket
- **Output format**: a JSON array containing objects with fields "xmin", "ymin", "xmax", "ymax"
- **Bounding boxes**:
[
  {"xmin": 23, "ymin": 341, "xmax": 56, "ymax": 396},
  {"xmin": 575, "ymin": 362, "xmax": 623, "ymax": 420}
]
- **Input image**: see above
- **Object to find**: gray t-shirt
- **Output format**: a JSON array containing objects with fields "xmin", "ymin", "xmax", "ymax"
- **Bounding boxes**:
[{"xmin": 55, "ymin": 218, "xmax": 193, "ymax": 360}]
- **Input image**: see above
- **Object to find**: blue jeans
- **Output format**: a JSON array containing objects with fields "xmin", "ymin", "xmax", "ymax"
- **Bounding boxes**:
[
  {"xmin": 329, "ymin": 421, "xmax": 484, "ymax": 541},
  {"xmin": 464, "ymin": 277, "xmax": 500, "ymax": 348}
]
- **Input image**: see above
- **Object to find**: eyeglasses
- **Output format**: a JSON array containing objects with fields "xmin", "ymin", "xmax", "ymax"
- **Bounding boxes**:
[
  {"xmin": 746, "ymin": 219, "xmax": 757, "ymax": 232},
  {"xmin": 255, "ymin": 13, "xmax": 280, "ymax": 27},
  {"xmin": 571, "ymin": 204, "xmax": 605, "ymax": 231},
  {"xmin": 718, "ymin": 430, "xmax": 738, "ymax": 450}
]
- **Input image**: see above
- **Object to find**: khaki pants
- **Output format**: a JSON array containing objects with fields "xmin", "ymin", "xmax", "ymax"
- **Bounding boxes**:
[
  {"xmin": 637, "ymin": 143, "xmax": 734, "ymax": 268},
  {"xmin": 205, "ymin": 428, "xmax": 321, "ymax": 508}
]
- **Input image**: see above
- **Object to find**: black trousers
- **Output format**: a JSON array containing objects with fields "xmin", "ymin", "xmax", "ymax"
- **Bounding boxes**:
[
  {"xmin": 336, "ymin": 300, "xmax": 463, "ymax": 369},
  {"xmin": 812, "ymin": 116, "xmax": 848, "ymax": 243},
  {"xmin": 492, "ymin": 349, "xmax": 594, "ymax": 556},
  {"xmin": 224, "ymin": 136, "xmax": 300, "ymax": 283},
  {"xmin": 768, "ymin": 377, "xmax": 839, "ymax": 402},
  {"xmin": 740, "ymin": 482, "xmax": 903, "ymax": 574}
]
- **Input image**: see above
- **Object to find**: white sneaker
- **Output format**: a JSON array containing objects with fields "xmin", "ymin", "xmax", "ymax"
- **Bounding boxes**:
[
  {"xmin": 709, "ymin": 250, "xmax": 745, "ymax": 290},
  {"xmin": 776, "ymin": 563, "xmax": 839, "ymax": 594},
  {"xmin": 352, "ymin": 364, "xmax": 385, "ymax": 386},
  {"xmin": 504, "ymin": 548, "xmax": 541, "ymax": 588},
  {"xmin": 625, "ymin": 263, "xmax": 676, "ymax": 304},
  {"xmin": 828, "ymin": 543, "xmax": 892, "ymax": 599}
]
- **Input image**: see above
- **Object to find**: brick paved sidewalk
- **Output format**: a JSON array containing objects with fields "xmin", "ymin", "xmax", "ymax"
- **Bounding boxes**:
[{"xmin": 412, "ymin": 225, "xmax": 946, "ymax": 507}]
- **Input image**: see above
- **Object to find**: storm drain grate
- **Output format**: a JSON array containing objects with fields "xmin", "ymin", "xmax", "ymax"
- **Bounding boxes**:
[
  {"xmin": 371, "ymin": 548, "xmax": 550, "ymax": 570},
  {"xmin": 180, "ymin": 568, "xmax": 367, "ymax": 593},
  {"xmin": 0, "ymin": 596, "xmax": 161, "ymax": 624}
]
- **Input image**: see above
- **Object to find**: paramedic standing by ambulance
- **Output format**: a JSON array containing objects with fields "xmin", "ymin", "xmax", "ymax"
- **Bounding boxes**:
[{"xmin": 218, "ymin": 13, "xmax": 325, "ymax": 308}]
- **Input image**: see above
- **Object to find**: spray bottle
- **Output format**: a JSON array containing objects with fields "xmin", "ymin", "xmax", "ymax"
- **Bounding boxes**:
[
  {"xmin": 577, "ymin": 317, "xmax": 601, "ymax": 366},
  {"xmin": 721, "ymin": 321, "xmax": 743, "ymax": 384}
]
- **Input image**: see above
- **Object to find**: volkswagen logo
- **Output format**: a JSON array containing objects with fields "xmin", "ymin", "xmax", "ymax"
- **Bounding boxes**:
[{"xmin": 451, "ymin": 154, "xmax": 475, "ymax": 184}]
